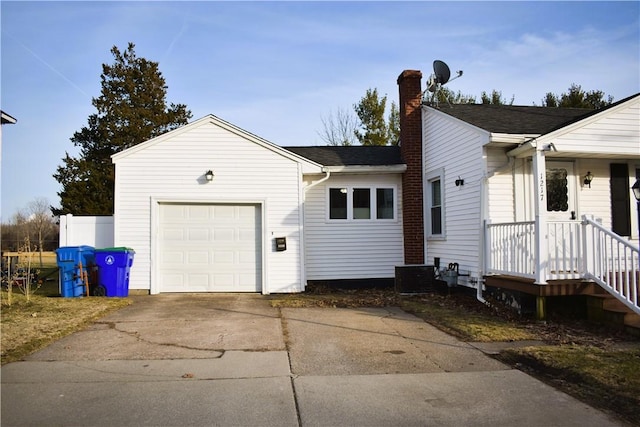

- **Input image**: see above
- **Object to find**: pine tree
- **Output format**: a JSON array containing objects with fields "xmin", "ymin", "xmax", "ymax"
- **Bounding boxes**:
[
  {"xmin": 540, "ymin": 84, "xmax": 613, "ymax": 109},
  {"xmin": 53, "ymin": 43, "xmax": 192, "ymax": 215},
  {"xmin": 354, "ymin": 88, "xmax": 396, "ymax": 146}
]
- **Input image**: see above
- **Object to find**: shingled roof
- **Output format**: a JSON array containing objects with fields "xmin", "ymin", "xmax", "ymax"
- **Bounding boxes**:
[
  {"xmin": 284, "ymin": 145, "xmax": 403, "ymax": 167},
  {"xmin": 432, "ymin": 104, "xmax": 593, "ymax": 134}
]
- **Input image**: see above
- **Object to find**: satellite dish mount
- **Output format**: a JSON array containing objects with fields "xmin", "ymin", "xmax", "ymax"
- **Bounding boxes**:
[{"xmin": 423, "ymin": 60, "xmax": 463, "ymax": 106}]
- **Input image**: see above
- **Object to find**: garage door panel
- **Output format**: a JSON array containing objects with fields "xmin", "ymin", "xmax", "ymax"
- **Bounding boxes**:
[
  {"xmin": 161, "ymin": 251, "xmax": 184, "ymax": 263},
  {"xmin": 161, "ymin": 228, "xmax": 185, "ymax": 241},
  {"xmin": 214, "ymin": 228, "xmax": 234, "ymax": 241},
  {"xmin": 158, "ymin": 203, "xmax": 261, "ymax": 292},
  {"xmin": 213, "ymin": 205, "xmax": 235, "ymax": 219},
  {"xmin": 213, "ymin": 251, "xmax": 234, "ymax": 263},
  {"xmin": 188, "ymin": 206, "xmax": 210, "ymax": 221},
  {"xmin": 188, "ymin": 228, "xmax": 210, "ymax": 240},
  {"xmin": 188, "ymin": 251, "xmax": 209, "ymax": 264}
]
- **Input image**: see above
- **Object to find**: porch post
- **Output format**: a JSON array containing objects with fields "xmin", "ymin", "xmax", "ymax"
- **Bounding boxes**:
[{"xmin": 532, "ymin": 148, "xmax": 548, "ymax": 285}]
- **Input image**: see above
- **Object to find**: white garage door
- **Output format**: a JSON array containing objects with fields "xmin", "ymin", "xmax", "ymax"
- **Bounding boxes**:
[{"xmin": 158, "ymin": 203, "xmax": 262, "ymax": 292}]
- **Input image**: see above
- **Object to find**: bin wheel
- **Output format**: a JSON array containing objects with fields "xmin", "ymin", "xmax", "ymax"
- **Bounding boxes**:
[{"xmin": 93, "ymin": 285, "xmax": 106, "ymax": 297}]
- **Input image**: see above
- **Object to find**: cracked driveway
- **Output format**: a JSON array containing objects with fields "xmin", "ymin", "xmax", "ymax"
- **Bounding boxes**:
[
  {"xmin": 26, "ymin": 293, "xmax": 285, "ymax": 361},
  {"xmin": 25, "ymin": 294, "xmax": 505, "ymax": 376},
  {"xmin": 4, "ymin": 293, "xmax": 622, "ymax": 427}
]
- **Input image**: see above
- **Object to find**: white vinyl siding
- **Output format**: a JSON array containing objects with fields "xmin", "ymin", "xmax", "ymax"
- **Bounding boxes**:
[
  {"xmin": 422, "ymin": 107, "xmax": 487, "ymax": 277},
  {"xmin": 486, "ymin": 147, "xmax": 516, "ymax": 223},
  {"xmin": 304, "ymin": 174, "xmax": 404, "ymax": 280},
  {"xmin": 113, "ymin": 118, "xmax": 315, "ymax": 294},
  {"xmin": 536, "ymin": 97, "xmax": 640, "ymax": 157}
]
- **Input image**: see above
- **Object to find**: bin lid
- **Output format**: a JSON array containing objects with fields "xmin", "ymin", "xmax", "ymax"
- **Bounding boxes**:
[
  {"xmin": 56, "ymin": 245, "xmax": 95, "ymax": 252},
  {"xmin": 95, "ymin": 247, "xmax": 135, "ymax": 253}
]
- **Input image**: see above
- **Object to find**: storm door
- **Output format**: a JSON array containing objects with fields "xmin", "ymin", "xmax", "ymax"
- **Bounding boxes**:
[{"xmin": 546, "ymin": 161, "xmax": 579, "ymax": 275}]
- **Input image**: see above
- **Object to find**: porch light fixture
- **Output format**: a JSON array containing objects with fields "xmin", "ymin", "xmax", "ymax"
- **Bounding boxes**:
[
  {"xmin": 204, "ymin": 170, "xmax": 214, "ymax": 182},
  {"xmin": 455, "ymin": 177, "xmax": 464, "ymax": 187},
  {"xmin": 632, "ymin": 178, "xmax": 640, "ymax": 201},
  {"xmin": 583, "ymin": 171, "xmax": 593, "ymax": 188}
]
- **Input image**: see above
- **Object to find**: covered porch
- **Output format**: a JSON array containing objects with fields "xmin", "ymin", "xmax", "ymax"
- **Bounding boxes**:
[{"xmin": 483, "ymin": 138, "xmax": 640, "ymax": 323}]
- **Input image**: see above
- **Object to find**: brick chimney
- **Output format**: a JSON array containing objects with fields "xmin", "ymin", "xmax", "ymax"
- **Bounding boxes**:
[{"xmin": 397, "ymin": 70, "xmax": 424, "ymax": 265}]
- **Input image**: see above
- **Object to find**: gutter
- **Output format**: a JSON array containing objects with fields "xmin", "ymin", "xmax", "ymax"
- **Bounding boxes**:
[
  {"xmin": 323, "ymin": 164, "xmax": 407, "ymax": 174},
  {"xmin": 303, "ymin": 167, "xmax": 331, "ymax": 193}
]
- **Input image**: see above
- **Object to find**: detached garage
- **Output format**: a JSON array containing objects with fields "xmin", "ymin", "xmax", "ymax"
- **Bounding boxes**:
[{"xmin": 111, "ymin": 115, "xmax": 322, "ymax": 294}]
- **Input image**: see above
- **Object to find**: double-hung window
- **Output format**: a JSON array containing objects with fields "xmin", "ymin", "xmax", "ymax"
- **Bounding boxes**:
[
  {"xmin": 328, "ymin": 186, "xmax": 396, "ymax": 221},
  {"xmin": 426, "ymin": 169, "xmax": 445, "ymax": 238}
]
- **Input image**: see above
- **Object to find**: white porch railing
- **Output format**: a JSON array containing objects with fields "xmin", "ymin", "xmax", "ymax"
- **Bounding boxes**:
[
  {"xmin": 485, "ymin": 216, "xmax": 639, "ymax": 315},
  {"xmin": 485, "ymin": 220, "xmax": 536, "ymax": 279},
  {"xmin": 581, "ymin": 216, "xmax": 639, "ymax": 314}
]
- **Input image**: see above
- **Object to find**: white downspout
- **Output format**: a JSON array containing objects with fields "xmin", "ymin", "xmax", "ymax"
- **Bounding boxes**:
[
  {"xmin": 303, "ymin": 167, "xmax": 331, "ymax": 194},
  {"xmin": 299, "ymin": 167, "xmax": 330, "ymax": 291}
]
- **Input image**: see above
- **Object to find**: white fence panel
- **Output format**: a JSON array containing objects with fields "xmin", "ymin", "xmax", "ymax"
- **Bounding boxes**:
[{"xmin": 59, "ymin": 214, "xmax": 114, "ymax": 248}]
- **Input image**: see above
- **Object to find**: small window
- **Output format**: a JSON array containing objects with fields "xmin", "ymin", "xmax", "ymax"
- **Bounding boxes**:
[
  {"xmin": 353, "ymin": 188, "xmax": 371, "ymax": 219},
  {"xmin": 330, "ymin": 188, "xmax": 347, "ymax": 219},
  {"xmin": 327, "ymin": 186, "xmax": 396, "ymax": 221},
  {"xmin": 425, "ymin": 169, "xmax": 444, "ymax": 238},
  {"xmin": 376, "ymin": 188, "xmax": 394, "ymax": 219}
]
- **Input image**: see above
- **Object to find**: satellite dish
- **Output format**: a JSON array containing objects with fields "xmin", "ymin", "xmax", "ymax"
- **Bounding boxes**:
[
  {"xmin": 422, "ymin": 60, "xmax": 464, "ymax": 106},
  {"xmin": 433, "ymin": 60, "xmax": 451, "ymax": 85}
]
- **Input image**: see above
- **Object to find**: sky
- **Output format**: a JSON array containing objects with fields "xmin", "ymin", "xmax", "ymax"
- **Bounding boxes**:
[{"xmin": 1, "ymin": 1, "xmax": 639, "ymax": 221}]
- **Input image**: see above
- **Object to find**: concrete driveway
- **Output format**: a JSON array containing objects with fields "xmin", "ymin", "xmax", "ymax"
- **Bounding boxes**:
[{"xmin": 1, "ymin": 294, "xmax": 622, "ymax": 426}]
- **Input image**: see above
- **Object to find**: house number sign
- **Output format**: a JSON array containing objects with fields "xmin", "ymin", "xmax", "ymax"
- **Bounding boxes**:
[
  {"xmin": 539, "ymin": 172, "xmax": 545, "ymax": 201},
  {"xmin": 105, "ymin": 255, "xmax": 115, "ymax": 265}
]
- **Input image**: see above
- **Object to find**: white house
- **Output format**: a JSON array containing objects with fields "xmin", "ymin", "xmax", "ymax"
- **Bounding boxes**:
[
  {"xmin": 395, "ymin": 70, "xmax": 640, "ymax": 321},
  {"xmin": 110, "ymin": 116, "xmax": 406, "ymax": 294},
  {"xmin": 61, "ymin": 70, "xmax": 639, "ymax": 325}
]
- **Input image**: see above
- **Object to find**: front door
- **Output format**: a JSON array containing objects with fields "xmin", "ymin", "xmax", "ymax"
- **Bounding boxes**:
[{"xmin": 546, "ymin": 161, "xmax": 579, "ymax": 275}]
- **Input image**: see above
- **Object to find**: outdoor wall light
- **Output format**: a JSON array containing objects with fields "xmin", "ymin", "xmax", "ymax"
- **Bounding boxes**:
[
  {"xmin": 455, "ymin": 177, "xmax": 464, "ymax": 187},
  {"xmin": 583, "ymin": 171, "xmax": 593, "ymax": 188},
  {"xmin": 205, "ymin": 170, "xmax": 214, "ymax": 182},
  {"xmin": 632, "ymin": 178, "xmax": 640, "ymax": 201}
]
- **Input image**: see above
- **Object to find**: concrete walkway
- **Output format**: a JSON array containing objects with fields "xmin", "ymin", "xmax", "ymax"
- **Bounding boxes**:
[{"xmin": 1, "ymin": 294, "xmax": 623, "ymax": 426}]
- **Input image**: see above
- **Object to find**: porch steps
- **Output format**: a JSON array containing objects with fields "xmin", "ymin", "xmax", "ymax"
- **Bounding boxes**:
[{"xmin": 586, "ymin": 294, "xmax": 640, "ymax": 336}]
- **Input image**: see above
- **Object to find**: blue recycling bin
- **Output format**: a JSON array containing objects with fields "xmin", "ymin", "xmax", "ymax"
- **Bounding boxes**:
[
  {"xmin": 95, "ymin": 248, "xmax": 135, "ymax": 297},
  {"xmin": 55, "ymin": 246, "xmax": 95, "ymax": 298}
]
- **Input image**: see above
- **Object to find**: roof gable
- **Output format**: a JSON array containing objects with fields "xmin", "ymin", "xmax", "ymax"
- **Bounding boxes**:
[
  {"xmin": 112, "ymin": 114, "xmax": 322, "ymax": 171},
  {"xmin": 535, "ymin": 93, "xmax": 640, "ymax": 145}
]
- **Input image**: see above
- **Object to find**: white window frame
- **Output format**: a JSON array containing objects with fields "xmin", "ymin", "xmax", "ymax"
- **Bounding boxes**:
[
  {"xmin": 425, "ymin": 168, "xmax": 445, "ymax": 240},
  {"xmin": 326, "ymin": 185, "xmax": 398, "ymax": 222}
]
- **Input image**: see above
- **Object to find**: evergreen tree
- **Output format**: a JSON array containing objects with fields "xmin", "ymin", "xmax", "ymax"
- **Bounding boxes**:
[
  {"xmin": 53, "ymin": 43, "xmax": 192, "ymax": 215},
  {"xmin": 434, "ymin": 87, "xmax": 476, "ymax": 104},
  {"xmin": 354, "ymin": 88, "xmax": 397, "ymax": 146},
  {"xmin": 540, "ymin": 84, "xmax": 613, "ymax": 109},
  {"xmin": 480, "ymin": 90, "xmax": 514, "ymax": 105}
]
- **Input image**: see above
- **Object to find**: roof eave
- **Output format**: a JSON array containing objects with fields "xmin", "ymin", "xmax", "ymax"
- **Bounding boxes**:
[
  {"xmin": 488, "ymin": 133, "xmax": 540, "ymax": 146},
  {"xmin": 318, "ymin": 164, "xmax": 407, "ymax": 174},
  {"xmin": 1, "ymin": 111, "xmax": 17, "ymax": 124}
]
